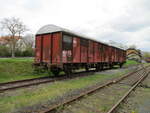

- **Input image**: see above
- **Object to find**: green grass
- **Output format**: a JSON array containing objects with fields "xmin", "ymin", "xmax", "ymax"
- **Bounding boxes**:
[
  {"xmin": 0, "ymin": 69, "xmax": 130, "ymax": 113},
  {"xmin": 124, "ymin": 60, "xmax": 140, "ymax": 67},
  {"xmin": 0, "ymin": 58, "xmax": 33, "ymax": 62},
  {"xmin": 0, "ymin": 58, "xmax": 49, "ymax": 83}
]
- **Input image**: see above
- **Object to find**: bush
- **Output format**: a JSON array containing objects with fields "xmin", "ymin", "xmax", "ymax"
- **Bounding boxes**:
[
  {"xmin": 0, "ymin": 45, "xmax": 11, "ymax": 57},
  {"xmin": 22, "ymin": 48, "xmax": 34, "ymax": 57},
  {"xmin": 0, "ymin": 45, "xmax": 34, "ymax": 57},
  {"xmin": 15, "ymin": 49, "xmax": 23, "ymax": 57}
]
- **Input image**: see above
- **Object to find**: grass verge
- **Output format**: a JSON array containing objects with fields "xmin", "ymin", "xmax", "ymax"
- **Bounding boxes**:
[
  {"xmin": 0, "ymin": 58, "xmax": 49, "ymax": 83},
  {"xmin": 124, "ymin": 60, "xmax": 140, "ymax": 67}
]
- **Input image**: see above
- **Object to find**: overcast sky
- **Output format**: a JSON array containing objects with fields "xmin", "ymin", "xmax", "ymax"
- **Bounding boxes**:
[{"xmin": 0, "ymin": 0, "xmax": 150, "ymax": 51}]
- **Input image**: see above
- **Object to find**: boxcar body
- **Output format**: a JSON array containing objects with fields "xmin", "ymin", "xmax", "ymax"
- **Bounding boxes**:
[{"xmin": 34, "ymin": 25, "xmax": 126, "ymax": 75}]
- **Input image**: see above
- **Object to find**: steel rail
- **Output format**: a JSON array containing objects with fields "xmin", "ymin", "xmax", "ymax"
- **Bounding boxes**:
[
  {"xmin": 39, "ymin": 65, "xmax": 149, "ymax": 113},
  {"xmin": 107, "ymin": 70, "xmax": 150, "ymax": 113},
  {"xmin": 0, "ymin": 71, "xmax": 94, "ymax": 92},
  {"xmin": 0, "ymin": 76, "xmax": 50, "ymax": 86}
]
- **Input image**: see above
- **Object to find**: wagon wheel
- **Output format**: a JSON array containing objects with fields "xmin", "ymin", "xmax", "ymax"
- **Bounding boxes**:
[
  {"xmin": 52, "ymin": 71, "xmax": 60, "ymax": 76},
  {"xmin": 119, "ymin": 63, "xmax": 123, "ymax": 68},
  {"xmin": 96, "ymin": 64, "xmax": 101, "ymax": 72},
  {"xmin": 109, "ymin": 64, "xmax": 113, "ymax": 69},
  {"xmin": 65, "ymin": 69, "xmax": 72, "ymax": 77},
  {"xmin": 96, "ymin": 66, "xmax": 99, "ymax": 72},
  {"xmin": 50, "ymin": 68, "xmax": 60, "ymax": 76},
  {"xmin": 85, "ymin": 65, "xmax": 89, "ymax": 71},
  {"xmin": 64, "ymin": 66, "xmax": 72, "ymax": 77},
  {"xmin": 101, "ymin": 64, "xmax": 104, "ymax": 70}
]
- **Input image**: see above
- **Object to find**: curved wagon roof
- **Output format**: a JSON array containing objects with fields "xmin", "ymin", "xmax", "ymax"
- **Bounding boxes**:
[
  {"xmin": 36, "ymin": 24, "xmax": 125, "ymax": 50},
  {"xmin": 36, "ymin": 24, "xmax": 108, "ymax": 44},
  {"xmin": 36, "ymin": 24, "xmax": 71, "ymax": 35}
]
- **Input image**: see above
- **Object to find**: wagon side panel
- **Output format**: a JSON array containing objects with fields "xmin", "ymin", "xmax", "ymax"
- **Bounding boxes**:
[
  {"xmin": 120, "ymin": 50, "xmax": 122, "ymax": 62},
  {"xmin": 117, "ymin": 49, "xmax": 119, "ymax": 62},
  {"xmin": 80, "ymin": 39, "xmax": 88, "ymax": 63},
  {"xmin": 115, "ymin": 49, "xmax": 118, "ymax": 62},
  {"xmin": 112, "ymin": 47, "xmax": 115, "ymax": 63},
  {"xmin": 81, "ymin": 46, "xmax": 88, "ymax": 63},
  {"xmin": 123, "ymin": 51, "xmax": 126, "ymax": 62},
  {"xmin": 62, "ymin": 34, "xmax": 73, "ymax": 63},
  {"xmin": 73, "ymin": 37, "xmax": 80, "ymax": 63},
  {"xmin": 94, "ymin": 42, "xmax": 100, "ymax": 62},
  {"xmin": 97, "ymin": 43, "xmax": 101, "ymax": 62},
  {"xmin": 88, "ymin": 41, "xmax": 94, "ymax": 63},
  {"xmin": 100, "ymin": 44, "xmax": 104, "ymax": 62},
  {"xmin": 52, "ymin": 33, "xmax": 62, "ymax": 64},
  {"xmin": 35, "ymin": 35, "xmax": 42, "ymax": 63},
  {"xmin": 42, "ymin": 34, "xmax": 51, "ymax": 63},
  {"xmin": 98, "ymin": 43, "xmax": 102, "ymax": 62},
  {"xmin": 103, "ymin": 45, "xmax": 106, "ymax": 62},
  {"xmin": 105, "ymin": 46, "xmax": 109, "ymax": 62},
  {"xmin": 115, "ymin": 48, "xmax": 117, "ymax": 62},
  {"xmin": 109, "ymin": 46, "xmax": 112, "ymax": 63}
]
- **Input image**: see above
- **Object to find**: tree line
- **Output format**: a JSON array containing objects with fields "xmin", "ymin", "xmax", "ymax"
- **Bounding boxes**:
[{"xmin": 0, "ymin": 17, "xmax": 34, "ymax": 57}]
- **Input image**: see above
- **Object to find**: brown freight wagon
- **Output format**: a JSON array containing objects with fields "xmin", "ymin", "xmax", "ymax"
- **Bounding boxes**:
[{"xmin": 34, "ymin": 24, "xmax": 126, "ymax": 75}]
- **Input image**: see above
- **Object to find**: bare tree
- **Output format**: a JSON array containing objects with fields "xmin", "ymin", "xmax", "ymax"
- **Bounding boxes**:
[{"xmin": 0, "ymin": 17, "xmax": 28, "ymax": 57}]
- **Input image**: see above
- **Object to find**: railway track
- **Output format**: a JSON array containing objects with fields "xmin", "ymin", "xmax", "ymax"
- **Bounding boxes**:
[
  {"xmin": 38, "ymin": 65, "xmax": 150, "ymax": 113},
  {"xmin": 0, "ymin": 71, "xmax": 96, "ymax": 92},
  {"xmin": 0, "ymin": 66, "xmax": 139, "ymax": 93},
  {"xmin": 107, "ymin": 65, "xmax": 149, "ymax": 113}
]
